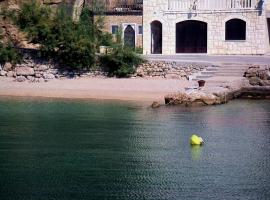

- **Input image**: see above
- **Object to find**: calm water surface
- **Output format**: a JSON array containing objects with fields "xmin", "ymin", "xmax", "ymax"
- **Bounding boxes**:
[{"xmin": 0, "ymin": 98, "xmax": 269, "ymax": 200}]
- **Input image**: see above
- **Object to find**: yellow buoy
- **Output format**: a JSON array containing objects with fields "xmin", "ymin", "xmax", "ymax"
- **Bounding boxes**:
[{"xmin": 190, "ymin": 135, "xmax": 204, "ymax": 145}]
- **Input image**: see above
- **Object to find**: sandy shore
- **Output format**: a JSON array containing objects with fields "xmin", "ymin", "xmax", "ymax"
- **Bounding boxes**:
[{"xmin": 0, "ymin": 77, "xmax": 192, "ymax": 102}]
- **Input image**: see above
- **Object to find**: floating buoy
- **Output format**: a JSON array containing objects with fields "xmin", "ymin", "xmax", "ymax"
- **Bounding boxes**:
[{"xmin": 190, "ymin": 135, "xmax": 204, "ymax": 145}]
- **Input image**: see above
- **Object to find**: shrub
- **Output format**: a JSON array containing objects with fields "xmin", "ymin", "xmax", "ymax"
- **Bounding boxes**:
[
  {"xmin": 0, "ymin": 27, "xmax": 22, "ymax": 65},
  {"xmin": 11, "ymin": 1, "xmax": 142, "ymax": 76},
  {"xmin": 14, "ymin": 2, "xmax": 98, "ymax": 69},
  {"xmin": 0, "ymin": 42, "xmax": 22, "ymax": 65},
  {"xmin": 101, "ymin": 45, "xmax": 144, "ymax": 77}
]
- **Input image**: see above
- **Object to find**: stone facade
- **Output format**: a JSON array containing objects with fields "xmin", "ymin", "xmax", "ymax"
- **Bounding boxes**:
[
  {"xmin": 101, "ymin": 15, "xmax": 143, "ymax": 47},
  {"xmin": 143, "ymin": 0, "xmax": 270, "ymax": 55}
]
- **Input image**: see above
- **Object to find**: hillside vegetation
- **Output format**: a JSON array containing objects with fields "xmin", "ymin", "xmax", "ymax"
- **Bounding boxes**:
[{"xmin": 0, "ymin": 1, "xmax": 144, "ymax": 77}]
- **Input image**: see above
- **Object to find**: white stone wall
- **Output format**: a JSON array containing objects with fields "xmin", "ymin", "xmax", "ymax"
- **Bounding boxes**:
[{"xmin": 143, "ymin": 0, "xmax": 268, "ymax": 55}]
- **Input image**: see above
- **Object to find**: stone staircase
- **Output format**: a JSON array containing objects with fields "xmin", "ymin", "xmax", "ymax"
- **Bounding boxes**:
[{"xmin": 190, "ymin": 63, "xmax": 250, "ymax": 81}]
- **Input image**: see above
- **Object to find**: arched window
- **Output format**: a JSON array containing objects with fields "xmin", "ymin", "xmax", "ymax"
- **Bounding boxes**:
[{"xmin": 225, "ymin": 19, "xmax": 246, "ymax": 40}]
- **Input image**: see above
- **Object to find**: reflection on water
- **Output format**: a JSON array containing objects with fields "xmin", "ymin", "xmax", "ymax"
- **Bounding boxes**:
[
  {"xmin": 0, "ymin": 98, "xmax": 269, "ymax": 200},
  {"xmin": 191, "ymin": 146, "xmax": 202, "ymax": 160}
]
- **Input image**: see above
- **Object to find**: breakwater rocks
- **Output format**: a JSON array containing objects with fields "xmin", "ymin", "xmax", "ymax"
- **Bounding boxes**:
[
  {"xmin": 134, "ymin": 61, "xmax": 212, "ymax": 79},
  {"xmin": 244, "ymin": 65, "xmax": 270, "ymax": 86},
  {"xmin": 165, "ymin": 78, "xmax": 270, "ymax": 106},
  {"xmin": 0, "ymin": 60, "xmax": 212, "ymax": 82},
  {"xmin": 0, "ymin": 60, "xmax": 108, "ymax": 83},
  {"xmin": 0, "ymin": 61, "xmax": 59, "ymax": 82}
]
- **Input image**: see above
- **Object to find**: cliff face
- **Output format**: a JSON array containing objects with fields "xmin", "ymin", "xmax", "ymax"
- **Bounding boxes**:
[
  {"xmin": 0, "ymin": 0, "xmax": 76, "ymax": 48},
  {"xmin": 0, "ymin": 0, "xmax": 75, "ymax": 11}
]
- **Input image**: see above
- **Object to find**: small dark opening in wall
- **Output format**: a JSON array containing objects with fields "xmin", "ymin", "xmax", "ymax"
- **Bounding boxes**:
[{"xmin": 225, "ymin": 19, "xmax": 246, "ymax": 40}]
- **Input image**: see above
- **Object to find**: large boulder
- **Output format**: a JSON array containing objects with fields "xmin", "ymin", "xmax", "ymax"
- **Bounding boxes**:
[
  {"xmin": 35, "ymin": 65, "xmax": 49, "ymax": 71},
  {"xmin": 249, "ymin": 77, "xmax": 261, "ymax": 86},
  {"xmin": 0, "ymin": 70, "xmax": 7, "ymax": 76},
  {"xmin": 259, "ymin": 80, "xmax": 270, "ymax": 86},
  {"xmin": 6, "ymin": 71, "xmax": 14, "ymax": 77},
  {"xmin": 16, "ymin": 76, "xmax": 26, "ymax": 82},
  {"xmin": 15, "ymin": 66, "xmax": 35, "ymax": 76},
  {"xmin": 43, "ymin": 73, "xmax": 55, "ymax": 79},
  {"xmin": 3, "ymin": 62, "xmax": 12, "ymax": 71}
]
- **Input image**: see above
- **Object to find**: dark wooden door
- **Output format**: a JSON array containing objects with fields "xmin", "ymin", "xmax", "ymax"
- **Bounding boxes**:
[
  {"xmin": 176, "ymin": 20, "xmax": 207, "ymax": 53},
  {"xmin": 151, "ymin": 21, "xmax": 162, "ymax": 54},
  {"xmin": 124, "ymin": 25, "xmax": 135, "ymax": 48}
]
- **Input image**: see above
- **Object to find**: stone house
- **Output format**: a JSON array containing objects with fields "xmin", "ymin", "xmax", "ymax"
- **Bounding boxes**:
[
  {"xmin": 143, "ymin": 0, "xmax": 270, "ymax": 55},
  {"xmin": 88, "ymin": 0, "xmax": 143, "ymax": 48}
]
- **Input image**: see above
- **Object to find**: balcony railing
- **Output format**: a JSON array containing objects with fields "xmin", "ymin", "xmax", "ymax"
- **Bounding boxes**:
[
  {"xmin": 92, "ymin": 0, "xmax": 143, "ymax": 13},
  {"xmin": 168, "ymin": 0, "xmax": 258, "ymax": 11}
]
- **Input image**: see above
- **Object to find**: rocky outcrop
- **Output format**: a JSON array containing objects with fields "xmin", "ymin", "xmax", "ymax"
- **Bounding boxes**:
[
  {"xmin": 165, "ymin": 90, "xmax": 225, "ymax": 106},
  {"xmin": 134, "ymin": 61, "xmax": 211, "ymax": 79},
  {"xmin": 164, "ymin": 78, "xmax": 254, "ymax": 106},
  {"xmin": 244, "ymin": 65, "xmax": 270, "ymax": 86}
]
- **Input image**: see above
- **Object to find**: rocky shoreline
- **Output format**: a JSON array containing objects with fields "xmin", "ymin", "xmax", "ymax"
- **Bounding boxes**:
[
  {"xmin": 164, "ymin": 66, "xmax": 270, "ymax": 107},
  {"xmin": 0, "ymin": 60, "xmax": 213, "ymax": 82},
  {"xmin": 134, "ymin": 61, "xmax": 211, "ymax": 79}
]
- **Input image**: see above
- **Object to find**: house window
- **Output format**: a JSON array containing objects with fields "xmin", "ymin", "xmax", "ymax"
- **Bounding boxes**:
[
  {"xmin": 138, "ymin": 25, "xmax": 143, "ymax": 35},
  {"xmin": 111, "ymin": 25, "xmax": 119, "ymax": 34},
  {"xmin": 225, "ymin": 19, "xmax": 246, "ymax": 40}
]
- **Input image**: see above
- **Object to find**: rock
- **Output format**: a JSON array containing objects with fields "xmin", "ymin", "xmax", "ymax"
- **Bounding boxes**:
[
  {"xmin": 35, "ymin": 73, "xmax": 42, "ymax": 78},
  {"xmin": 258, "ymin": 70, "xmax": 270, "ymax": 80},
  {"xmin": 27, "ymin": 76, "xmax": 35, "ymax": 82},
  {"xmin": 16, "ymin": 76, "xmax": 26, "ymax": 82},
  {"xmin": 38, "ymin": 77, "xmax": 45, "ymax": 83},
  {"xmin": 15, "ymin": 67, "xmax": 35, "ymax": 76},
  {"xmin": 43, "ymin": 73, "xmax": 55, "ymax": 79},
  {"xmin": 3, "ymin": 62, "xmax": 12, "ymax": 71},
  {"xmin": 35, "ymin": 65, "xmax": 49, "ymax": 71},
  {"xmin": 0, "ymin": 70, "xmax": 7, "ymax": 76},
  {"xmin": 151, "ymin": 101, "xmax": 160, "ymax": 108},
  {"xmin": 6, "ymin": 71, "xmax": 14, "ymax": 77},
  {"xmin": 165, "ymin": 91, "xmax": 220, "ymax": 106},
  {"xmin": 259, "ymin": 80, "xmax": 270, "ymax": 86},
  {"xmin": 249, "ymin": 77, "xmax": 261, "ymax": 86}
]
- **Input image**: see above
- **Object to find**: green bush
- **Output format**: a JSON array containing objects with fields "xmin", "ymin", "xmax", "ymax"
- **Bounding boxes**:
[
  {"xmin": 11, "ymin": 1, "xmax": 143, "ymax": 76},
  {"xmin": 101, "ymin": 45, "xmax": 144, "ymax": 77},
  {"xmin": 0, "ymin": 42, "xmax": 22, "ymax": 65},
  {"xmin": 0, "ymin": 27, "xmax": 22, "ymax": 65},
  {"xmin": 14, "ymin": 2, "xmax": 99, "ymax": 69}
]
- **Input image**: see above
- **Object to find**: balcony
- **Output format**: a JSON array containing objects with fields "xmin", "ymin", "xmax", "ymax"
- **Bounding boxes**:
[
  {"xmin": 92, "ymin": 0, "xmax": 143, "ymax": 14},
  {"xmin": 168, "ymin": 0, "xmax": 259, "ymax": 11}
]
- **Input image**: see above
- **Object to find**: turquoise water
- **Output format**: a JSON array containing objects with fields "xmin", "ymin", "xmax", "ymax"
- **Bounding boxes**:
[{"xmin": 0, "ymin": 98, "xmax": 270, "ymax": 200}]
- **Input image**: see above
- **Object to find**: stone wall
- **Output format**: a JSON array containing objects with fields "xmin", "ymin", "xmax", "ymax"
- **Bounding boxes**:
[
  {"xmin": 134, "ymin": 61, "xmax": 211, "ymax": 79},
  {"xmin": 244, "ymin": 65, "xmax": 270, "ymax": 86},
  {"xmin": 143, "ymin": 0, "xmax": 268, "ymax": 55}
]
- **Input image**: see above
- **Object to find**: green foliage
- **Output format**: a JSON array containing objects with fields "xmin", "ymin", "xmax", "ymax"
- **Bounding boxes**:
[
  {"xmin": 10, "ymin": 1, "xmax": 142, "ymax": 75},
  {"xmin": 101, "ymin": 45, "xmax": 144, "ymax": 77},
  {"xmin": 135, "ymin": 47, "xmax": 143, "ymax": 54},
  {"xmin": 0, "ymin": 26, "xmax": 22, "ymax": 65},
  {"xmin": 0, "ymin": 42, "xmax": 22, "ymax": 65}
]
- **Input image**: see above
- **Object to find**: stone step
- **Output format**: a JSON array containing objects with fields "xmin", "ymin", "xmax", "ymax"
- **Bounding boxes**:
[
  {"xmin": 205, "ymin": 68, "xmax": 219, "ymax": 71},
  {"xmin": 218, "ymin": 67, "xmax": 249, "ymax": 70},
  {"xmin": 195, "ymin": 75, "xmax": 213, "ymax": 79},
  {"xmin": 211, "ymin": 73, "xmax": 244, "ymax": 77}
]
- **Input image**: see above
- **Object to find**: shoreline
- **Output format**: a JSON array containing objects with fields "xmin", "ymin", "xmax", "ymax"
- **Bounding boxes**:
[{"xmin": 0, "ymin": 77, "xmax": 192, "ymax": 103}]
